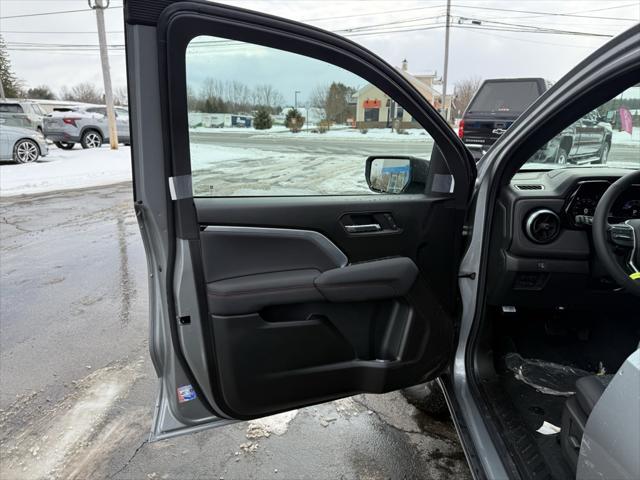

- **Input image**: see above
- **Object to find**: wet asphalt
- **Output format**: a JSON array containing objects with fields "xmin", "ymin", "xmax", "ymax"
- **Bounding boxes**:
[{"xmin": 0, "ymin": 183, "xmax": 470, "ymax": 479}]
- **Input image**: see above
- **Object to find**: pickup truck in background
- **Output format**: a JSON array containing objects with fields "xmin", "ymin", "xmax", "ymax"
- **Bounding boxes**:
[
  {"xmin": 458, "ymin": 78, "xmax": 550, "ymax": 159},
  {"xmin": 528, "ymin": 110, "xmax": 613, "ymax": 165}
]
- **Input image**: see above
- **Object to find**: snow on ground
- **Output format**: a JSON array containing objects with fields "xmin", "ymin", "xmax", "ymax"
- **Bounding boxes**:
[
  {"xmin": 190, "ymin": 126, "xmax": 430, "ymax": 142},
  {"xmin": 250, "ymin": 127, "xmax": 429, "ymax": 142},
  {"xmin": 190, "ymin": 125, "xmax": 291, "ymax": 134},
  {"xmin": 0, "ymin": 145, "xmax": 132, "ymax": 197},
  {"xmin": 1, "ymin": 142, "xmax": 372, "ymax": 198},
  {"xmin": 611, "ymin": 129, "xmax": 640, "ymax": 146},
  {"xmin": 190, "ymin": 143, "xmax": 371, "ymax": 196}
]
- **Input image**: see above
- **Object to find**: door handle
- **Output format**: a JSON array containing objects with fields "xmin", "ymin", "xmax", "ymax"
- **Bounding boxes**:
[{"xmin": 344, "ymin": 223, "xmax": 382, "ymax": 233}]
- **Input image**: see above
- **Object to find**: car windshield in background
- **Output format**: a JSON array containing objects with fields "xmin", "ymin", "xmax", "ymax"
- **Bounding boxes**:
[
  {"xmin": 0, "ymin": 104, "xmax": 24, "ymax": 113},
  {"xmin": 468, "ymin": 80, "xmax": 540, "ymax": 114},
  {"xmin": 521, "ymin": 84, "xmax": 639, "ymax": 171}
]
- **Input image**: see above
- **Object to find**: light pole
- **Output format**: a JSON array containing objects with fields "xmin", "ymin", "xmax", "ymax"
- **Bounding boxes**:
[
  {"xmin": 294, "ymin": 90, "xmax": 300, "ymax": 109},
  {"xmin": 442, "ymin": 0, "xmax": 451, "ymax": 124}
]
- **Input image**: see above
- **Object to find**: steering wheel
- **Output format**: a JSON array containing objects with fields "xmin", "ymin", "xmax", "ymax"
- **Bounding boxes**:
[{"xmin": 592, "ymin": 169, "xmax": 640, "ymax": 296}]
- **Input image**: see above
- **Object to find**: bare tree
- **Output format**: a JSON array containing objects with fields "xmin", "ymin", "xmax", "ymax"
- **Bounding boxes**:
[
  {"xmin": 201, "ymin": 77, "xmax": 224, "ymax": 101},
  {"xmin": 453, "ymin": 76, "xmax": 482, "ymax": 118},
  {"xmin": 113, "ymin": 86, "xmax": 128, "ymax": 106},
  {"xmin": 309, "ymin": 84, "xmax": 329, "ymax": 109},
  {"xmin": 253, "ymin": 84, "xmax": 285, "ymax": 110},
  {"xmin": 59, "ymin": 82, "xmax": 103, "ymax": 104}
]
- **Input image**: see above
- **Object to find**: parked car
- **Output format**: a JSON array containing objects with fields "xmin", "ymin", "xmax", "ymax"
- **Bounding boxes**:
[
  {"xmin": 42, "ymin": 105, "xmax": 130, "ymax": 149},
  {"xmin": 459, "ymin": 78, "xmax": 551, "ymax": 159},
  {"xmin": 0, "ymin": 121, "xmax": 49, "ymax": 163},
  {"xmin": 529, "ymin": 109, "xmax": 613, "ymax": 165},
  {"xmin": 0, "ymin": 99, "xmax": 46, "ymax": 133},
  {"xmin": 124, "ymin": 3, "xmax": 640, "ymax": 479}
]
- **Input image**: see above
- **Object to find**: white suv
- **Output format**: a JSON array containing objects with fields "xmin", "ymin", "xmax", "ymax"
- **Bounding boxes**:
[{"xmin": 42, "ymin": 106, "xmax": 130, "ymax": 149}]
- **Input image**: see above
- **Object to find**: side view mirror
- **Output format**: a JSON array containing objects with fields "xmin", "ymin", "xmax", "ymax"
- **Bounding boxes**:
[{"xmin": 365, "ymin": 155, "xmax": 429, "ymax": 194}]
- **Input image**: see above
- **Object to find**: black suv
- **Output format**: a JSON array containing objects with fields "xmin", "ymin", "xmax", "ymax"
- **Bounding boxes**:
[{"xmin": 459, "ymin": 78, "xmax": 550, "ymax": 159}]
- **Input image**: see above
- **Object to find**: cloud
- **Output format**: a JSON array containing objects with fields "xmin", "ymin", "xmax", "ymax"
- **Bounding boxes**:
[{"xmin": 3, "ymin": 0, "xmax": 638, "ymax": 96}]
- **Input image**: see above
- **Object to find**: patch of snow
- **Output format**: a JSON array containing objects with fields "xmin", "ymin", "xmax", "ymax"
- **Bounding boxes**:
[
  {"xmin": 0, "ymin": 145, "xmax": 132, "ymax": 197},
  {"xmin": 611, "ymin": 129, "xmax": 640, "ymax": 146},
  {"xmin": 190, "ymin": 125, "xmax": 290, "ymax": 134},
  {"xmin": 249, "ymin": 127, "xmax": 429, "ymax": 142}
]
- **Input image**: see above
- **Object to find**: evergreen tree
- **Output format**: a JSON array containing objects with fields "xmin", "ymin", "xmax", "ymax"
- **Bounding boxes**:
[
  {"xmin": 0, "ymin": 35, "xmax": 22, "ymax": 97},
  {"xmin": 325, "ymin": 82, "xmax": 356, "ymax": 124},
  {"xmin": 253, "ymin": 107, "xmax": 273, "ymax": 130},
  {"xmin": 285, "ymin": 108, "xmax": 305, "ymax": 133},
  {"xmin": 26, "ymin": 85, "xmax": 56, "ymax": 100}
]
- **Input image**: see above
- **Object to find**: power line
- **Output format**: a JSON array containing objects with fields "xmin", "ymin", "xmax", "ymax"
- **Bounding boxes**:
[
  {"xmin": 340, "ymin": 14, "xmax": 444, "ymax": 33},
  {"xmin": 462, "ymin": 26, "xmax": 606, "ymax": 49},
  {"xmin": 456, "ymin": 17, "xmax": 613, "ymax": 37},
  {"xmin": 486, "ymin": 2, "xmax": 640, "ymax": 20},
  {"xmin": 0, "ymin": 4, "xmax": 121, "ymax": 19},
  {"xmin": 451, "ymin": 3, "xmax": 640, "ymax": 21},
  {"xmin": 2, "ymin": 30, "xmax": 124, "ymax": 34},
  {"xmin": 302, "ymin": 4, "xmax": 445, "ymax": 22}
]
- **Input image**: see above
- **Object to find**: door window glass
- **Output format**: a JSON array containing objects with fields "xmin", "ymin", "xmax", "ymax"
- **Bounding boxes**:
[
  {"xmin": 522, "ymin": 84, "xmax": 640, "ymax": 170},
  {"xmin": 185, "ymin": 36, "xmax": 436, "ymax": 197}
]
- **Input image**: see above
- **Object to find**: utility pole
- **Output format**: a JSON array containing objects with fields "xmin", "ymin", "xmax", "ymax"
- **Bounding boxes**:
[
  {"xmin": 89, "ymin": 0, "xmax": 118, "ymax": 149},
  {"xmin": 0, "ymin": 79, "xmax": 5, "ymax": 99},
  {"xmin": 442, "ymin": 0, "xmax": 451, "ymax": 124}
]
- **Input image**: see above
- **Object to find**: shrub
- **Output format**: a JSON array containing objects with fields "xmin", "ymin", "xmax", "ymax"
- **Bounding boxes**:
[
  {"xmin": 253, "ymin": 107, "xmax": 273, "ymax": 130},
  {"xmin": 360, "ymin": 128, "xmax": 368, "ymax": 134},
  {"xmin": 285, "ymin": 108, "xmax": 305, "ymax": 133}
]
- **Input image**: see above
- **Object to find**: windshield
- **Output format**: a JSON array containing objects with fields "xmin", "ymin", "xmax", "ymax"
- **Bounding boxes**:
[
  {"xmin": 0, "ymin": 104, "xmax": 24, "ymax": 113},
  {"xmin": 521, "ymin": 84, "xmax": 640, "ymax": 171},
  {"xmin": 468, "ymin": 80, "xmax": 541, "ymax": 114}
]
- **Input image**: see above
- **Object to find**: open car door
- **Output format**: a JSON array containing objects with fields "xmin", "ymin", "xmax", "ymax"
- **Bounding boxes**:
[{"xmin": 124, "ymin": 0, "xmax": 476, "ymax": 440}]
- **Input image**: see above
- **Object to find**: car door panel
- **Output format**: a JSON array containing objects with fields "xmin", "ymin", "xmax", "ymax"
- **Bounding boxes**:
[
  {"xmin": 186, "ymin": 196, "xmax": 463, "ymax": 419},
  {"xmin": 125, "ymin": 0, "xmax": 476, "ymax": 436}
]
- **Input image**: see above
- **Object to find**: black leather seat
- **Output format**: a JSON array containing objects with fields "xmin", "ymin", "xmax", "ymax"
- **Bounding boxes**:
[{"xmin": 561, "ymin": 375, "xmax": 613, "ymax": 473}]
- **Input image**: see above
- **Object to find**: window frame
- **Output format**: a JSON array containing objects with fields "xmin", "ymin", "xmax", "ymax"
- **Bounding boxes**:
[{"xmin": 156, "ymin": 2, "xmax": 475, "ymax": 207}]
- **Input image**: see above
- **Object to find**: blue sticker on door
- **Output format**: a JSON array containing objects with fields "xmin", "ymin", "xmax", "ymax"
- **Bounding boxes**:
[{"xmin": 177, "ymin": 384, "xmax": 197, "ymax": 403}]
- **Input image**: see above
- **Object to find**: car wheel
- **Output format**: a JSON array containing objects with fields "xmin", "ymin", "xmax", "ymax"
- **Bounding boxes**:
[
  {"xmin": 13, "ymin": 139, "xmax": 40, "ymax": 164},
  {"xmin": 556, "ymin": 147, "xmax": 569, "ymax": 165},
  {"xmin": 54, "ymin": 141, "xmax": 75, "ymax": 150},
  {"xmin": 402, "ymin": 381, "xmax": 450, "ymax": 418},
  {"xmin": 81, "ymin": 130, "xmax": 103, "ymax": 149},
  {"xmin": 595, "ymin": 142, "xmax": 610, "ymax": 164}
]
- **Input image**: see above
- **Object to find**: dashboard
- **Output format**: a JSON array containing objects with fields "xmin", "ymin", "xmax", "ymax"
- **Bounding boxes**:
[
  {"xmin": 487, "ymin": 167, "xmax": 639, "ymax": 308},
  {"xmin": 565, "ymin": 181, "xmax": 640, "ymax": 226}
]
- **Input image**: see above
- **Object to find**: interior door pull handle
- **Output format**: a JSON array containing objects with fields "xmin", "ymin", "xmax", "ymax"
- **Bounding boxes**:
[{"xmin": 344, "ymin": 223, "xmax": 382, "ymax": 233}]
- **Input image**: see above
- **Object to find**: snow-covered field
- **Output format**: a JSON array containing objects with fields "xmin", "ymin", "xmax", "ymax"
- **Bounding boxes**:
[
  {"xmin": 190, "ymin": 143, "xmax": 370, "ymax": 196},
  {"xmin": 0, "ymin": 142, "xmax": 371, "ymax": 198},
  {"xmin": 612, "ymin": 129, "xmax": 640, "ymax": 145},
  {"xmin": 190, "ymin": 126, "xmax": 430, "ymax": 142},
  {"xmin": 0, "ymin": 146, "xmax": 132, "ymax": 197}
]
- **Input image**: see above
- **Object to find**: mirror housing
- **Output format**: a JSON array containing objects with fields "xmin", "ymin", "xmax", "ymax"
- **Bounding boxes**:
[{"xmin": 365, "ymin": 155, "xmax": 429, "ymax": 194}]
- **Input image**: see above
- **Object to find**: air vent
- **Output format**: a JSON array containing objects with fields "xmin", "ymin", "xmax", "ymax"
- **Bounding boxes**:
[
  {"xmin": 525, "ymin": 209, "xmax": 560, "ymax": 244},
  {"xmin": 514, "ymin": 184, "xmax": 544, "ymax": 190}
]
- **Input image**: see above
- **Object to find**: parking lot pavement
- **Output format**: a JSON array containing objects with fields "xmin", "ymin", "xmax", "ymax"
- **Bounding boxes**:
[{"xmin": 0, "ymin": 183, "xmax": 470, "ymax": 479}]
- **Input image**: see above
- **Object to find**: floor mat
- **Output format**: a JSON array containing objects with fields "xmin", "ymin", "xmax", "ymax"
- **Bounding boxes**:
[{"xmin": 500, "ymin": 373, "xmax": 573, "ymax": 480}]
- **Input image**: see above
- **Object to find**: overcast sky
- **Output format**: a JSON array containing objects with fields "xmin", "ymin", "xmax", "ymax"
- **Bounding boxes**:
[{"xmin": 2, "ymin": 0, "xmax": 639, "ymax": 103}]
